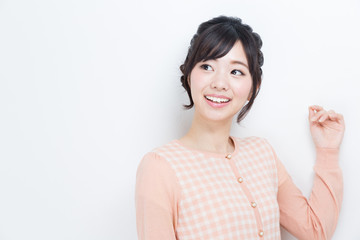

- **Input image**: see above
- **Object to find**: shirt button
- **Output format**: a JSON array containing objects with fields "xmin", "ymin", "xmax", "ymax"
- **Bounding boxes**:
[
  {"xmin": 225, "ymin": 154, "xmax": 232, "ymax": 159},
  {"xmin": 258, "ymin": 230, "xmax": 264, "ymax": 237},
  {"xmin": 237, "ymin": 177, "xmax": 243, "ymax": 183},
  {"xmin": 251, "ymin": 201, "xmax": 257, "ymax": 208}
]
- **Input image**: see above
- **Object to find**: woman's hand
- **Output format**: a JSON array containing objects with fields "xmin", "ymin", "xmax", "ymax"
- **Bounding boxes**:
[{"xmin": 308, "ymin": 105, "xmax": 345, "ymax": 150}]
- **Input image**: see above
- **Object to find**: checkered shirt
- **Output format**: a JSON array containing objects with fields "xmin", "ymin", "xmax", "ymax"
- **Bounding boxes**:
[{"xmin": 153, "ymin": 136, "xmax": 280, "ymax": 240}]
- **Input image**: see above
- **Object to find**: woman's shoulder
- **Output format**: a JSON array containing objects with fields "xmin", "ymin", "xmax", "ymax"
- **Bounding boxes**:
[
  {"xmin": 135, "ymin": 145, "xmax": 182, "ymax": 204},
  {"xmin": 139, "ymin": 139, "xmax": 182, "ymax": 165},
  {"xmin": 137, "ymin": 142, "xmax": 178, "ymax": 179}
]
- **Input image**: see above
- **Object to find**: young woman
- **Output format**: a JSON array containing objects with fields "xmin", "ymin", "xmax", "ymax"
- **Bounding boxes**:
[{"xmin": 135, "ymin": 16, "xmax": 345, "ymax": 240}]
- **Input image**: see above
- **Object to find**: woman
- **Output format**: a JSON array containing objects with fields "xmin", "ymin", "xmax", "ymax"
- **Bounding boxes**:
[{"xmin": 135, "ymin": 16, "xmax": 345, "ymax": 240}]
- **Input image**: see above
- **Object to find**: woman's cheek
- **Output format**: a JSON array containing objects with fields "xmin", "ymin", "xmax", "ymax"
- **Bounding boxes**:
[
  {"xmin": 234, "ymin": 79, "xmax": 252, "ymax": 97},
  {"xmin": 190, "ymin": 71, "xmax": 208, "ymax": 93}
]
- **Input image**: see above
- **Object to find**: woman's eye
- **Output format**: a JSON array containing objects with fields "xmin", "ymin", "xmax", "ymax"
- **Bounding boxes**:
[
  {"xmin": 231, "ymin": 69, "xmax": 243, "ymax": 76},
  {"xmin": 200, "ymin": 64, "xmax": 213, "ymax": 71}
]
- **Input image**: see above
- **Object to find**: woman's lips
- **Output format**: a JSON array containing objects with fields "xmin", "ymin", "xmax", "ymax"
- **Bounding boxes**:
[{"xmin": 204, "ymin": 95, "xmax": 231, "ymax": 108}]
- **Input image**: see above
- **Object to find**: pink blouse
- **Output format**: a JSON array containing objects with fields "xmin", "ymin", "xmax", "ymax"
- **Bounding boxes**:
[{"xmin": 135, "ymin": 136, "xmax": 342, "ymax": 240}]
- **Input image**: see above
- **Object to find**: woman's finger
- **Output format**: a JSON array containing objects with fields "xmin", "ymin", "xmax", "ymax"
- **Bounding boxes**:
[
  {"xmin": 318, "ymin": 112, "xmax": 329, "ymax": 122},
  {"xmin": 310, "ymin": 109, "xmax": 327, "ymax": 122},
  {"xmin": 328, "ymin": 110, "xmax": 337, "ymax": 120},
  {"xmin": 329, "ymin": 112, "xmax": 344, "ymax": 123},
  {"xmin": 309, "ymin": 106, "xmax": 345, "ymax": 125},
  {"xmin": 309, "ymin": 105, "xmax": 324, "ymax": 112}
]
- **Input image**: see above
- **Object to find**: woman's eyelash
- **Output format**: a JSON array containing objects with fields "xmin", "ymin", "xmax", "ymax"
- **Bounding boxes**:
[
  {"xmin": 200, "ymin": 64, "xmax": 244, "ymax": 76},
  {"xmin": 231, "ymin": 69, "xmax": 244, "ymax": 76},
  {"xmin": 200, "ymin": 64, "xmax": 212, "ymax": 70}
]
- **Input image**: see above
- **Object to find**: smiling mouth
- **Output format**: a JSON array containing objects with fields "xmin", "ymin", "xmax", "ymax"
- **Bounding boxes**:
[{"xmin": 204, "ymin": 95, "xmax": 231, "ymax": 103}]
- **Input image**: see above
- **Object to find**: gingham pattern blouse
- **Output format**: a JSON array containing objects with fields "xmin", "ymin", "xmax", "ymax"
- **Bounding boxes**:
[{"xmin": 135, "ymin": 136, "xmax": 342, "ymax": 240}]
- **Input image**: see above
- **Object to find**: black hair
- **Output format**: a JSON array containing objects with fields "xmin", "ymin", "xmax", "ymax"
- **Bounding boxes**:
[{"xmin": 180, "ymin": 16, "xmax": 264, "ymax": 123}]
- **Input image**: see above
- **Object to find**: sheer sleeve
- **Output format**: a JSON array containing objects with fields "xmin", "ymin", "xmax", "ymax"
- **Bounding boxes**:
[
  {"xmin": 135, "ymin": 152, "xmax": 181, "ymax": 240},
  {"xmin": 275, "ymin": 147, "xmax": 343, "ymax": 240}
]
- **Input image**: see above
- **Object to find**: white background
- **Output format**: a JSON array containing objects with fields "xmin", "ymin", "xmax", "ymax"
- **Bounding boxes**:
[{"xmin": 0, "ymin": 0, "xmax": 359, "ymax": 239}]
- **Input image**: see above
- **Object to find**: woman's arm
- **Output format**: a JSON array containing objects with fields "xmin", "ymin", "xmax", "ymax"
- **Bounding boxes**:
[
  {"xmin": 277, "ymin": 106, "xmax": 345, "ymax": 240},
  {"xmin": 135, "ymin": 152, "xmax": 181, "ymax": 240},
  {"xmin": 277, "ymin": 149, "xmax": 343, "ymax": 239}
]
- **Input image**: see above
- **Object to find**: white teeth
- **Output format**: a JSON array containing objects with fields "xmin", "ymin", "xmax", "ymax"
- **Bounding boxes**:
[{"xmin": 205, "ymin": 95, "xmax": 230, "ymax": 103}]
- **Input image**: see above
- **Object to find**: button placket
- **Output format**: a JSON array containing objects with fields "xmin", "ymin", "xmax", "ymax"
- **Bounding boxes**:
[{"xmin": 226, "ymin": 152, "xmax": 264, "ymax": 237}]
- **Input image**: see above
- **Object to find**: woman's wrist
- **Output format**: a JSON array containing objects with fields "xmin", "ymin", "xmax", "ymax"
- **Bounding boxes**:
[
  {"xmin": 315, "ymin": 146, "xmax": 340, "ymax": 152},
  {"xmin": 315, "ymin": 147, "xmax": 340, "ymax": 169}
]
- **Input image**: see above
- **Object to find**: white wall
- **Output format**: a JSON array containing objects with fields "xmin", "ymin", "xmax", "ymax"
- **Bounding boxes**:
[{"xmin": 0, "ymin": 0, "xmax": 359, "ymax": 239}]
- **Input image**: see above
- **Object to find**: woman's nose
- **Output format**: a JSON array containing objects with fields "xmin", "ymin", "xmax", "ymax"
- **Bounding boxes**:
[{"xmin": 210, "ymin": 71, "xmax": 229, "ymax": 91}]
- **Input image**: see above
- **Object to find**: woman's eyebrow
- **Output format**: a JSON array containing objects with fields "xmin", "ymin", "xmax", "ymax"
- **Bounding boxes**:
[{"xmin": 230, "ymin": 60, "xmax": 249, "ymax": 69}]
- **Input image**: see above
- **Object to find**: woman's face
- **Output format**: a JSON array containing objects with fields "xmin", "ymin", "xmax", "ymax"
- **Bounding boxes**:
[{"xmin": 189, "ymin": 41, "xmax": 252, "ymax": 123}]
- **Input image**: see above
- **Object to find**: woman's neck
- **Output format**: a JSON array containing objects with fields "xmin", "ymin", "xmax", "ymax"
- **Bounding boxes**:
[{"xmin": 179, "ymin": 115, "xmax": 234, "ymax": 155}]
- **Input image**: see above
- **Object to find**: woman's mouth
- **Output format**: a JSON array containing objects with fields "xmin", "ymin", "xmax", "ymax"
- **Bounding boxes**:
[
  {"xmin": 204, "ymin": 95, "xmax": 231, "ymax": 108},
  {"xmin": 204, "ymin": 95, "xmax": 231, "ymax": 103}
]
